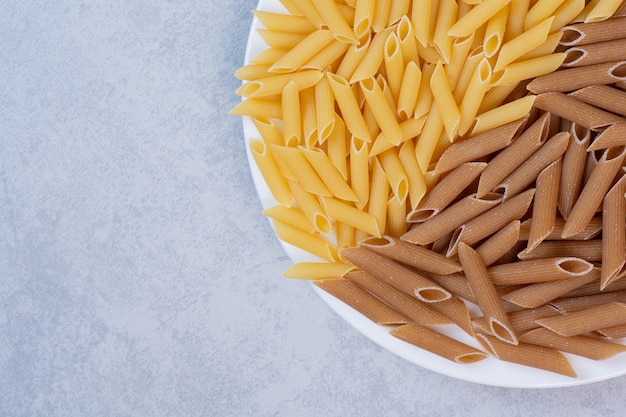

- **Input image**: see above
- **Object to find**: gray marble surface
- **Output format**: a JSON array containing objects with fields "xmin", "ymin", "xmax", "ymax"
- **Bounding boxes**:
[{"xmin": 2, "ymin": 1, "xmax": 626, "ymax": 416}]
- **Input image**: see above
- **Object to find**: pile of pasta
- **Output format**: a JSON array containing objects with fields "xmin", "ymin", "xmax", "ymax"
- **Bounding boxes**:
[{"xmin": 232, "ymin": 0, "xmax": 626, "ymax": 378}]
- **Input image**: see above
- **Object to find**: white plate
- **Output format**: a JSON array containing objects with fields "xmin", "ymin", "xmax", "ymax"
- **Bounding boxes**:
[{"xmin": 240, "ymin": 0, "xmax": 626, "ymax": 388}]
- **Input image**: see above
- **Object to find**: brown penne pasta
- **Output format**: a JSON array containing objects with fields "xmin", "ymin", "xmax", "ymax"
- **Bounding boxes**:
[
  {"xmin": 518, "ymin": 240, "xmax": 603, "ymax": 262},
  {"xmin": 315, "ymin": 278, "xmax": 410, "ymax": 325},
  {"xmin": 527, "ymin": 61, "xmax": 626, "ymax": 94},
  {"xmin": 340, "ymin": 246, "xmax": 452, "ymax": 302},
  {"xmin": 429, "ymin": 295, "xmax": 476, "ymax": 337},
  {"xmin": 390, "ymin": 323, "xmax": 488, "ymax": 364},
  {"xmin": 518, "ymin": 217, "xmax": 602, "ymax": 241},
  {"xmin": 476, "ymin": 220, "xmax": 521, "ymax": 267},
  {"xmin": 519, "ymin": 328, "xmax": 626, "ymax": 360},
  {"xmin": 488, "ymin": 257, "xmax": 594, "ymax": 285},
  {"xmin": 527, "ymin": 159, "xmax": 561, "ymax": 251},
  {"xmin": 551, "ymin": 290, "xmax": 626, "ymax": 313},
  {"xmin": 359, "ymin": 235, "xmax": 463, "ymax": 275},
  {"xmin": 559, "ymin": 123, "xmax": 591, "ymax": 218},
  {"xmin": 588, "ymin": 121, "xmax": 626, "ymax": 151},
  {"xmin": 536, "ymin": 302, "xmax": 626, "ymax": 337},
  {"xmin": 559, "ymin": 16, "xmax": 626, "ymax": 46},
  {"xmin": 569, "ymin": 85, "xmax": 626, "ymax": 118},
  {"xmin": 562, "ymin": 38, "xmax": 626, "ymax": 68},
  {"xmin": 601, "ymin": 175, "xmax": 626, "ymax": 289},
  {"xmin": 533, "ymin": 92, "xmax": 623, "ymax": 131}
]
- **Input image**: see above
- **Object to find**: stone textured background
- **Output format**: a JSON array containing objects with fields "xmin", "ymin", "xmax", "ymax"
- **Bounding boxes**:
[{"xmin": 2, "ymin": 1, "xmax": 626, "ymax": 416}]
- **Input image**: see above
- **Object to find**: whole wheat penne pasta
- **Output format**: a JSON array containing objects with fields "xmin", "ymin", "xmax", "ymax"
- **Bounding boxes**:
[
  {"xmin": 458, "ymin": 242, "xmax": 518, "ymax": 345},
  {"xmin": 370, "ymin": 117, "xmax": 426, "ymax": 156},
  {"xmin": 428, "ymin": 294, "xmax": 475, "ymax": 337},
  {"xmin": 616, "ymin": 1, "xmax": 626, "ymax": 16},
  {"xmin": 282, "ymin": 81, "xmax": 302, "ymax": 146},
  {"xmin": 518, "ymin": 216, "xmax": 602, "ymax": 241},
  {"xmin": 273, "ymin": 220, "xmax": 338, "ymax": 261},
  {"xmin": 287, "ymin": 179, "xmax": 332, "ymax": 234},
  {"xmin": 527, "ymin": 61, "xmax": 626, "ymax": 94},
  {"xmin": 476, "ymin": 220, "xmax": 521, "ymax": 267},
  {"xmin": 490, "ymin": 53, "xmax": 566, "ymax": 87},
  {"xmin": 587, "ymin": 121, "xmax": 626, "ymax": 151},
  {"xmin": 379, "ymin": 148, "xmax": 409, "ymax": 204},
  {"xmin": 391, "ymin": 323, "xmax": 487, "ymax": 364},
  {"xmin": 269, "ymin": 30, "xmax": 335, "ymax": 73},
  {"xmin": 483, "ymin": 5, "xmax": 508, "ymax": 58},
  {"xmin": 518, "ymin": 240, "xmax": 603, "ymax": 262},
  {"xmin": 350, "ymin": 136, "xmax": 370, "ymax": 210},
  {"xmin": 402, "ymin": 192, "xmax": 503, "ymax": 245},
  {"xmin": 562, "ymin": 146, "xmax": 626, "ymax": 238},
  {"xmin": 360, "ymin": 77, "xmax": 403, "ymax": 146},
  {"xmin": 300, "ymin": 147, "xmax": 358, "ymax": 201},
  {"xmin": 448, "ymin": 0, "xmax": 513, "ymax": 38},
  {"xmin": 448, "ymin": 189, "xmax": 535, "ymax": 256},
  {"xmin": 458, "ymin": 58, "xmax": 493, "ymax": 136},
  {"xmin": 415, "ymin": 105, "xmax": 445, "ymax": 173},
  {"xmin": 493, "ymin": 16, "xmax": 553, "ymax": 72},
  {"xmin": 433, "ymin": 0, "xmax": 458, "ymax": 63},
  {"xmin": 495, "ymin": 131, "xmax": 569, "ymax": 201},
  {"xmin": 300, "ymin": 87, "xmax": 318, "ymax": 146},
  {"xmin": 398, "ymin": 139, "xmax": 428, "ymax": 210},
  {"xmin": 253, "ymin": 10, "xmax": 315, "ymax": 33},
  {"xmin": 602, "ymin": 176, "xmax": 626, "ymax": 289},
  {"xmin": 408, "ymin": 162, "xmax": 488, "ymax": 223},
  {"xmin": 436, "ymin": 116, "xmax": 527, "ymax": 174},
  {"xmin": 502, "ymin": 267, "xmax": 601, "ymax": 308},
  {"xmin": 536, "ymin": 302, "xmax": 626, "ymax": 336},
  {"xmin": 257, "ymin": 29, "xmax": 308, "ymax": 50},
  {"xmin": 360, "ymin": 235, "xmax": 463, "ymax": 275},
  {"xmin": 477, "ymin": 333, "xmax": 577, "ymax": 377},
  {"xmin": 570, "ymin": 85, "xmax": 626, "ymax": 118},
  {"xmin": 249, "ymin": 140, "xmax": 293, "ymax": 207},
  {"xmin": 596, "ymin": 325, "xmax": 626, "ymax": 339},
  {"xmin": 489, "ymin": 257, "xmax": 594, "ymax": 285},
  {"xmin": 271, "ymin": 145, "xmax": 330, "ymax": 195},
  {"xmin": 283, "ymin": 262, "xmax": 356, "ymax": 279},
  {"xmin": 524, "ymin": 0, "xmax": 566, "ymax": 30},
  {"xmin": 327, "ymin": 73, "xmax": 372, "ymax": 142},
  {"xmin": 350, "ymin": 26, "xmax": 395, "ymax": 83},
  {"xmin": 519, "ymin": 328, "xmax": 626, "ymax": 360},
  {"xmin": 563, "ymin": 38, "xmax": 626, "ymax": 68},
  {"xmin": 310, "ymin": 0, "xmax": 357, "ymax": 43},
  {"xmin": 470, "ymin": 95, "xmax": 536, "ymax": 136},
  {"xmin": 229, "ymin": 98, "xmax": 283, "ymax": 119},
  {"xmin": 322, "ymin": 196, "xmax": 382, "ymax": 238},
  {"xmin": 397, "ymin": 62, "xmax": 422, "ymax": 122},
  {"xmin": 559, "ymin": 123, "xmax": 590, "ymax": 218},
  {"xmin": 527, "ymin": 159, "xmax": 561, "ymax": 251},
  {"xmin": 550, "ymin": 290, "xmax": 626, "ymax": 313},
  {"xmin": 427, "ymin": 272, "xmax": 476, "ymax": 303},
  {"xmin": 342, "ymin": 247, "xmax": 452, "ymax": 302},
  {"xmin": 476, "ymin": 113, "xmax": 550, "ymax": 198},
  {"xmin": 315, "ymin": 278, "xmax": 410, "ymax": 325},
  {"xmin": 383, "ymin": 33, "xmax": 404, "ymax": 102},
  {"xmin": 560, "ymin": 16, "xmax": 626, "ymax": 46},
  {"xmin": 563, "ymin": 275, "xmax": 626, "ymax": 298},
  {"xmin": 585, "ymin": 0, "xmax": 624, "ymax": 22},
  {"xmin": 430, "ymin": 61, "xmax": 461, "ymax": 140},
  {"xmin": 345, "ymin": 270, "xmax": 454, "ymax": 325},
  {"xmin": 262, "ymin": 205, "xmax": 315, "ymax": 233},
  {"xmin": 507, "ymin": 305, "xmax": 561, "ymax": 334}
]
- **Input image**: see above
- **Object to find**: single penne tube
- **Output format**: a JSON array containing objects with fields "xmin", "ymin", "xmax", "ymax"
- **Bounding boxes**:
[
  {"xmin": 562, "ymin": 275, "xmax": 626, "ymax": 298},
  {"xmin": 234, "ymin": 64, "xmax": 272, "ymax": 80},
  {"xmin": 350, "ymin": 26, "xmax": 395, "ymax": 83},
  {"xmin": 595, "ymin": 325, "xmax": 626, "ymax": 339},
  {"xmin": 345, "ymin": 270, "xmax": 454, "ymax": 325},
  {"xmin": 585, "ymin": 0, "xmax": 624, "ymax": 22},
  {"xmin": 398, "ymin": 139, "xmax": 427, "ymax": 210},
  {"xmin": 562, "ymin": 38, "xmax": 626, "ymax": 68},
  {"xmin": 559, "ymin": 123, "xmax": 590, "ymax": 218},
  {"xmin": 587, "ymin": 121, "xmax": 626, "ymax": 151},
  {"xmin": 559, "ymin": 16, "xmax": 626, "ymax": 46},
  {"xmin": 379, "ymin": 149, "xmax": 409, "ymax": 204},
  {"xmin": 411, "ymin": 0, "xmax": 433, "ymax": 46},
  {"xmin": 533, "ymin": 92, "xmax": 623, "ymax": 131},
  {"xmin": 249, "ymin": 139, "xmax": 293, "ymax": 207},
  {"xmin": 250, "ymin": 48, "xmax": 288, "ymax": 66},
  {"xmin": 396, "ymin": 15, "xmax": 419, "ymax": 65},
  {"xmin": 490, "ymin": 53, "xmax": 566, "ymax": 87},
  {"xmin": 252, "ymin": 117, "xmax": 284, "ymax": 148},
  {"xmin": 601, "ymin": 176, "xmax": 626, "ymax": 289},
  {"xmin": 458, "ymin": 242, "xmax": 518, "ymax": 345},
  {"xmin": 570, "ymin": 85, "xmax": 626, "ymax": 118},
  {"xmin": 505, "ymin": 0, "xmax": 530, "ymax": 41},
  {"xmin": 518, "ymin": 216, "xmax": 602, "ymax": 241},
  {"xmin": 237, "ymin": 70, "xmax": 324, "ymax": 98},
  {"xmin": 387, "ymin": 195, "xmax": 408, "ymax": 237},
  {"xmin": 300, "ymin": 86, "xmax": 318, "ymax": 147},
  {"xmin": 433, "ymin": 0, "xmax": 458, "ymax": 63},
  {"xmin": 477, "ymin": 334, "xmax": 577, "ymax": 378},
  {"xmin": 483, "ymin": 5, "xmax": 508, "ymax": 58},
  {"xmin": 370, "ymin": 117, "xmax": 426, "ymax": 156},
  {"xmin": 536, "ymin": 302, "xmax": 626, "ymax": 336},
  {"xmin": 372, "ymin": 0, "xmax": 392, "ymax": 32},
  {"xmin": 383, "ymin": 33, "xmax": 404, "ymax": 102},
  {"xmin": 359, "ymin": 77, "xmax": 403, "ymax": 146},
  {"xmin": 495, "ymin": 131, "xmax": 569, "ymax": 201},
  {"xmin": 493, "ymin": 16, "xmax": 553, "ymax": 72},
  {"xmin": 271, "ymin": 145, "xmax": 331, "ymax": 195},
  {"xmin": 350, "ymin": 136, "xmax": 370, "ymax": 209},
  {"xmin": 397, "ymin": 61, "xmax": 421, "ymax": 121},
  {"xmin": 326, "ymin": 114, "xmax": 348, "ymax": 179},
  {"xmin": 550, "ymin": 0, "xmax": 586, "ymax": 32},
  {"xmin": 414, "ymin": 62, "xmax": 436, "ymax": 119},
  {"xmin": 391, "ymin": 323, "xmax": 488, "ymax": 364},
  {"xmin": 519, "ymin": 328, "xmax": 626, "ymax": 360},
  {"xmin": 470, "ymin": 95, "xmax": 536, "ymax": 136},
  {"xmin": 283, "ymin": 262, "xmax": 356, "ymax": 279},
  {"xmin": 310, "ymin": 0, "xmax": 358, "ymax": 43},
  {"xmin": 326, "ymin": 73, "xmax": 371, "ymax": 142},
  {"xmin": 436, "ymin": 116, "xmax": 527, "ymax": 174},
  {"xmin": 415, "ymin": 105, "xmax": 445, "ymax": 173},
  {"xmin": 616, "ymin": 0, "xmax": 626, "ymax": 16},
  {"xmin": 269, "ymin": 29, "xmax": 335, "ymax": 73},
  {"xmin": 524, "ymin": 0, "xmax": 566, "ymax": 30},
  {"xmin": 476, "ymin": 112, "xmax": 550, "ymax": 198},
  {"xmin": 314, "ymin": 278, "xmax": 410, "ymax": 325},
  {"xmin": 430, "ymin": 61, "xmax": 461, "ymax": 140},
  {"xmin": 476, "ymin": 83, "xmax": 519, "ymax": 114},
  {"xmin": 321, "ymin": 196, "xmax": 382, "ymax": 238},
  {"xmin": 335, "ymin": 31, "xmax": 370, "ymax": 80},
  {"xmin": 488, "ymin": 257, "xmax": 594, "ymax": 285},
  {"xmin": 428, "ymin": 295, "xmax": 475, "ymax": 336},
  {"xmin": 314, "ymin": 76, "xmax": 335, "ymax": 143},
  {"xmin": 407, "ymin": 162, "xmax": 488, "ymax": 223},
  {"xmin": 353, "ymin": 0, "xmax": 375, "ymax": 38},
  {"xmin": 562, "ymin": 146, "xmax": 626, "ymax": 238},
  {"xmin": 300, "ymin": 147, "xmax": 358, "ymax": 201},
  {"xmin": 262, "ymin": 205, "xmax": 315, "ymax": 233},
  {"xmin": 518, "ymin": 240, "xmax": 603, "ymax": 262},
  {"xmin": 257, "ymin": 29, "xmax": 308, "ymax": 50},
  {"xmin": 282, "ymin": 81, "xmax": 302, "ymax": 146},
  {"xmin": 229, "ymin": 98, "xmax": 282, "ymax": 119},
  {"xmin": 287, "ymin": 179, "xmax": 332, "ymax": 234},
  {"xmin": 253, "ymin": 10, "xmax": 315, "ymax": 33},
  {"xmin": 501, "ymin": 267, "xmax": 600, "ymax": 308},
  {"xmin": 527, "ymin": 61, "xmax": 626, "ymax": 94},
  {"xmin": 550, "ymin": 290, "xmax": 626, "ymax": 313},
  {"xmin": 336, "ymin": 221, "xmax": 355, "ymax": 253},
  {"xmin": 476, "ymin": 220, "xmax": 521, "ymax": 267},
  {"xmin": 447, "ymin": 33, "xmax": 476, "ymax": 90},
  {"xmin": 388, "ymin": 0, "xmax": 410, "ymax": 25},
  {"xmin": 427, "ymin": 272, "xmax": 476, "ymax": 303},
  {"xmin": 368, "ymin": 158, "xmax": 390, "ymax": 236},
  {"xmin": 452, "ymin": 47, "xmax": 484, "ymax": 104},
  {"xmin": 448, "ymin": 0, "xmax": 513, "ymax": 38},
  {"xmin": 507, "ymin": 305, "xmax": 561, "ymax": 334},
  {"xmin": 341, "ymin": 247, "xmax": 452, "ymax": 302},
  {"xmin": 527, "ymin": 158, "xmax": 561, "ymax": 251},
  {"xmin": 360, "ymin": 235, "xmax": 463, "ymax": 275},
  {"xmin": 519, "ymin": 32, "xmax": 563, "ymax": 61},
  {"xmin": 273, "ymin": 220, "xmax": 338, "ymax": 262},
  {"xmin": 458, "ymin": 57, "xmax": 492, "ymax": 136},
  {"xmin": 401, "ymin": 192, "xmax": 503, "ymax": 245},
  {"xmin": 448, "ymin": 188, "xmax": 535, "ymax": 256}
]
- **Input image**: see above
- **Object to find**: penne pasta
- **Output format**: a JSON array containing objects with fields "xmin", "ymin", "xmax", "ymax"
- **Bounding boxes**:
[
  {"xmin": 587, "ymin": 121, "xmax": 626, "ymax": 151},
  {"xmin": 322, "ymin": 196, "xmax": 382, "ymax": 237},
  {"xmin": 398, "ymin": 139, "xmax": 428, "ymax": 210},
  {"xmin": 470, "ymin": 95, "xmax": 536, "ymax": 136},
  {"xmin": 262, "ymin": 205, "xmax": 315, "ymax": 233},
  {"xmin": 507, "ymin": 305, "xmax": 561, "ymax": 334},
  {"xmin": 360, "ymin": 77, "xmax": 403, "ymax": 146},
  {"xmin": 475, "ymin": 220, "xmax": 522, "ymax": 267},
  {"xmin": 314, "ymin": 76, "xmax": 335, "ymax": 143},
  {"xmin": 490, "ymin": 53, "xmax": 566, "ymax": 87},
  {"xmin": 569, "ymin": 85, "xmax": 626, "ymax": 118},
  {"xmin": 350, "ymin": 136, "xmax": 370, "ymax": 209},
  {"xmin": 269, "ymin": 30, "xmax": 336, "ymax": 73},
  {"xmin": 282, "ymin": 81, "xmax": 302, "ymax": 146},
  {"xmin": 448, "ymin": 0, "xmax": 513, "ymax": 38},
  {"xmin": 458, "ymin": 57, "xmax": 493, "ymax": 136},
  {"xmin": 585, "ymin": 0, "xmax": 625, "ymax": 22},
  {"xmin": 488, "ymin": 257, "xmax": 594, "ymax": 285},
  {"xmin": 518, "ymin": 240, "xmax": 603, "ymax": 262},
  {"xmin": 433, "ymin": 0, "xmax": 459, "ymax": 63},
  {"xmin": 383, "ymin": 33, "xmax": 405, "ymax": 102},
  {"xmin": 397, "ymin": 61, "xmax": 422, "ymax": 121},
  {"xmin": 350, "ymin": 26, "xmax": 395, "ymax": 83},
  {"xmin": 518, "ymin": 216, "xmax": 602, "ymax": 241},
  {"xmin": 396, "ymin": 15, "xmax": 420, "ymax": 66},
  {"xmin": 271, "ymin": 145, "xmax": 331, "ymax": 195},
  {"xmin": 287, "ymin": 179, "xmax": 332, "ymax": 234},
  {"xmin": 601, "ymin": 176, "xmax": 626, "ymax": 289},
  {"xmin": 527, "ymin": 61, "xmax": 626, "ymax": 94},
  {"xmin": 519, "ymin": 328, "xmax": 626, "ymax": 360},
  {"xmin": 229, "ymin": 98, "xmax": 282, "ymax": 119},
  {"xmin": 524, "ymin": 0, "xmax": 567, "ymax": 30},
  {"xmin": 283, "ymin": 262, "xmax": 356, "ymax": 279},
  {"xmin": 550, "ymin": 290, "xmax": 626, "ymax": 313},
  {"xmin": 484, "ymin": 5, "xmax": 509, "ymax": 58},
  {"xmin": 249, "ymin": 139, "xmax": 293, "ymax": 207},
  {"xmin": 493, "ymin": 16, "xmax": 553, "ymax": 72},
  {"xmin": 253, "ymin": 10, "xmax": 316, "ymax": 34},
  {"xmin": 563, "ymin": 38, "xmax": 626, "ymax": 68},
  {"xmin": 300, "ymin": 147, "xmax": 358, "ymax": 201},
  {"xmin": 310, "ymin": 0, "xmax": 358, "ymax": 43},
  {"xmin": 353, "ymin": 0, "xmax": 375, "ymax": 38},
  {"xmin": 326, "ymin": 114, "xmax": 349, "ymax": 179},
  {"xmin": 387, "ymin": 195, "xmax": 409, "ymax": 237},
  {"xmin": 273, "ymin": 220, "xmax": 338, "ymax": 262},
  {"xmin": 560, "ymin": 16, "xmax": 626, "ymax": 46},
  {"xmin": 536, "ymin": 302, "xmax": 626, "ymax": 337},
  {"xmin": 527, "ymin": 158, "xmax": 561, "ymax": 251},
  {"xmin": 368, "ymin": 157, "xmax": 390, "ymax": 236},
  {"xmin": 412, "ymin": 0, "xmax": 434, "ymax": 47},
  {"xmin": 430, "ymin": 61, "xmax": 461, "ymax": 140},
  {"xmin": 558, "ymin": 123, "xmax": 590, "ymax": 218},
  {"xmin": 257, "ymin": 29, "xmax": 308, "ymax": 49}
]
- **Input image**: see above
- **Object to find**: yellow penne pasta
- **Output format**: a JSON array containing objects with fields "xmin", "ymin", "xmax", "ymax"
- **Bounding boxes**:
[
  {"xmin": 249, "ymin": 139, "xmax": 293, "ymax": 207},
  {"xmin": 282, "ymin": 81, "xmax": 302, "ymax": 146},
  {"xmin": 550, "ymin": 0, "xmax": 586, "ymax": 32},
  {"xmin": 524, "ymin": 0, "xmax": 567, "ymax": 30},
  {"xmin": 397, "ymin": 61, "xmax": 422, "ymax": 121},
  {"xmin": 262, "ymin": 205, "xmax": 315, "ymax": 233},
  {"xmin": 300, "ymin": 87, "xmax": 318, "ymax": 147},
  {"xmin": 350, "ymin": 27, "xmax": 395, "ymax": 83},
  {"xmin": 379, "ymin": 149, "xmax": 409, "ymax": 204},
  {"xmin": 490, "ymin": 53, "xmax": 566, "ymax": 87},
  {"xmin": 314, "ymin": 76, "xmax": 335, "ymax": 143},
  {"xmin": 505, "ymin": 0, "xmax": 530, "ymax": 41},
  {"xmin": 269, "ymin": 30, "xmax": 335, "ymax": 73},
  {"xmin": 471, "ymin": 95, "xmax": 536, "ymax": 136},
  {"xmin": 360, "ymin": 77, "xmax": 403, "ymax": 146},
  {"xmin": 387, "ymin": 195, "xmax": 408, "ymax": 237},
  {"xmin": 368, "ymin": 158, "xmax": 390, "ymax": 236},
  {"xmin": 448, "ymin": 0, "xmax": 513, "ymax": 38},
  {"xmin": 493, "ymin": 16, "xmax": 554, "ymax": 72},
  {"xmin": 300, "ymin": 147, "xmax": 358, "ymax": 201},
  {"xmin": 274, "ymin": 220, "xmax": 338, "ymax": 262},
  {"xmin": 252, "ymin": 117, "xmax": 284, "ymax": 147},
  {"xmin": 398, "ymin": 139, "xmax": 428, "ymax": 210},
  {"xmin": 286, "ymin": 179, "xmax": 332, "ymax": 234},
  {"xmin": 383, "ymin": 33, "xmax": 404, "ymax": 102},
  {"xmin": 585, "ymin": 0, "xmax": 624, "ymax": 22},
  {"xmin": 415, "ymin": 105, "xmax": 445, "ymax": 173},
  {"xmin": 430, "ymin": 61, "xmax": 461, "ymax": 140},
  {"xmin": 459, "ymin": 58, "xmax": 492, "ymax": 136},
  {"xmin": 283, "ymin": 262, "xmax": 356, "ymax": 279},
  {"xmin": 484, "ymin": 5, "xmax": 509, "ymax": 58},
  {"xmin": 229, "ymin": 98, "xmax": 282, "ymax": 119},
  {"xmin": 353, "ymin": 0, "xmax": 375, "ymax": 38},
  {"xmin": 396, "ymin": 15, "xmax": 419, "ymax": 65},
  {"xmin": 289, "ymin": 0, "xmax": 326, "ymax": 28},
  {"xmin": 350, "ymin": 136, "xmax": 370, "ymax": 209},
  {"xmin": 433, "ymin": 0, "xmax": 458, "ymax": 63},
  {"xmin": 237, "ymin": 70, "xmax": 323, "ymax": 98},
  {"xmin": 326, "ymin": 114, "xmax": 349, "ymax": 179},
  {"xmin": 253, "ymin": 10, "xmax": 316, "ymax": 33},
  {"xmin": 310, "ymin": 0, "xmax": 358, "ymax": 43},
  {"xmin": 272, "ymin": 145, "xmax": 330, "ymax": 195},
  {"xmin": 322, "ymin": 196, "xmax": 382, "ymax": 237}
]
